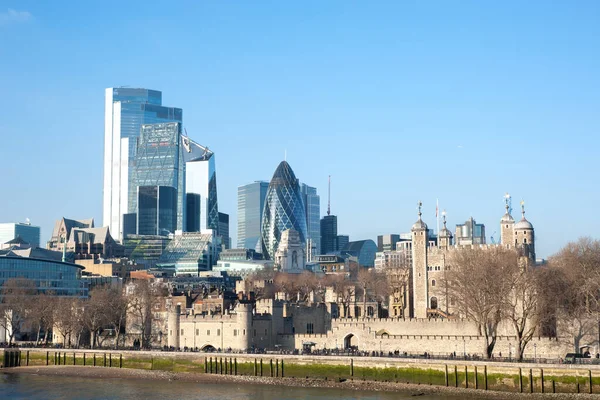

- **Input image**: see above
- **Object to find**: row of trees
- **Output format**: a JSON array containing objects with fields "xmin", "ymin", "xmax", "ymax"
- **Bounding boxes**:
[{"xmin": 0, "ymin": 279, "xmax": 164, "ymax": 349}]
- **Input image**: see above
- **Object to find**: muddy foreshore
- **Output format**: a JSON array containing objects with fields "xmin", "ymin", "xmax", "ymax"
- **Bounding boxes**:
[{"xmin": 2, "ymin": 366, "xmax": 598, "ymax": 399}]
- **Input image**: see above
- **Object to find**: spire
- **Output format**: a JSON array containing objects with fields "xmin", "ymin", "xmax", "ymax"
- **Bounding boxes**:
[
  {"xmin": 327, "ymin": 175, "xmax": 331, "ymax": 216},
  {"xmin": 417, "ymin": 201, "xmax": 422, "ymax": 219},
  {"xmin": 521, "ymin": 200, "xmax": 526, "ymax": 219}
]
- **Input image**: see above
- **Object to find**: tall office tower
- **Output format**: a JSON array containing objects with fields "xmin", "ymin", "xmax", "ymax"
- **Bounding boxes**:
[
  {"xmin": 218, "ymin": 212, "xmax": 230, "ymax": 249},
  {"xmin": 103, "ymin": 88, "xmax": 182, "ymax": 241},
  {"xmin": 137, "ymin": 186, "xmax": 177, "ymax": 235},
  {"xmin": 377, "ymin": 234, "xmax": 400, "ymax": 252},
  {"xmin": 237, "ymin": 181, "xmax": 269, "ymax": 251},
  {"xmin": 320, "ymin": 215, "xmax": 338, "ymax": 254},
  {"xmin": 261, "ymin": 161, "xmax": 308, "ymax": 260},
  {"xmin": 301, "ymin": 183, "xmax": 320, "ymax": 260},
  {"xmin": 0, "ymin": 222, "xmax": 41, "ymax": 248},
  {"xmin": 455, "ymin": 217, "xmax": 486, "ymax": 245},
  {"xmin": 336, "ymin": 234, "xmax": 349, "ymax": 251},
  {"xmin": 124, "ymin": 122, "xmax": 184, "ymax": 236},
  {"xmin": 182, "ymin": 136, "xmax": 219, "ymax": 233}
]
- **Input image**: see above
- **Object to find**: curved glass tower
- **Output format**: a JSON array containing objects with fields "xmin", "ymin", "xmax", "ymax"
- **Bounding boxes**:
[{"xmin": 261, "ymin": 161, "xmax": 308, "ymax": 260}]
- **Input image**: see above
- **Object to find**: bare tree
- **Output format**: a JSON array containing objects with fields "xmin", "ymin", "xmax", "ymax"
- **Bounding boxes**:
[
  {"xmin": 127, "ymin": 280, "xmax": 165, "ymax": 349},
  {"xmin": 445, "ymin": 247, "xmax": 519, "ymax": 359},
  {"xmin": 29, "ymin": 292, "xmax": 57, "ymax": 344},
  {"xmin": 549, "ymin": 237, "xmax": 600, "ymax": 352},
  {"xmin": 383, "ymin": 253, "xmax": 412, "ymax": 317},
  {"xmin": 324, "ymin": 274, "xmax": 356, "ymax": 317},
  {"xmin": 0, "ymin": 278, "xmax": 36, "ymax": 344},
  {"xmin": 53, "ymin": 297, "xmax": 84, "ymax": 348}
]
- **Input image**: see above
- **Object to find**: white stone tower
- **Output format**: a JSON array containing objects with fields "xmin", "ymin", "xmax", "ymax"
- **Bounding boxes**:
[
  {"xmin": 411, "ymin": 201, "xmax": 429, "ymax": 319},
  {"xmin": 500, "ymin": 193, "xmax": 515, "ymax": 247}
]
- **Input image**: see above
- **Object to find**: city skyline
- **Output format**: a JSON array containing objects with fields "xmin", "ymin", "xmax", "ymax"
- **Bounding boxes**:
[{"xmin": 2, "ymin": 2, "xmax": 600, "ymax": 258}]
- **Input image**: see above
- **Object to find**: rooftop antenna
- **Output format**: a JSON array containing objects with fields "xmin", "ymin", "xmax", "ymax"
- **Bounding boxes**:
[{"xmin": 327, "ymin": 175, "xmax": 331, "ymax": 216}]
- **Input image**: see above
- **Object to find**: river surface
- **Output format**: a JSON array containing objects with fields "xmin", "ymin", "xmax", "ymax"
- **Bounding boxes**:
[{"xmin": 0, "ymin": 373, "xmax": 464, "ymax": 400}]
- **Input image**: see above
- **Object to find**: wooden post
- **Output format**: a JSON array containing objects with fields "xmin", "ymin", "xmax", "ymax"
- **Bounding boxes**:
[
  {"xmin": 552, "ymin": 379, "xmax": 556, "ymax": 393},
  {"xmin": 529, "ymin": 369, "xmax": 533, "ymax": 393},
  {"xmin": 276, "ymin": 359, "xmax": 279, "ymax": 377},
  {"xmin": 281, "ymin": 359, "xmax": 284, "ymax": 377},
  {"xmin": 541, "ymin": 368, "xmax": 544, "ymax": 393},
  {"xmin": 589, "ymin": 370, "xmax": 593, "ymax": 394},
  {"xmin": 46, "ymin": 351, "xmax": 49, "ymax": 366},
  {"xmin": 26, "ymin": 351, "xmax": 29, "ymax": 366},
  {"xmin": 210, "ymin": 357, "xmax": 213, "ymax": 374},
  {"xmin": 519, "ymin": 368, "xmax": 523, "ymax": 393},
  {"xmin": 83, "ymin": 353, "xmax": 86, "ymax": 366},
  {"xmin": 220, "ymin": 357, "xmax": 223, "ymax": 375},
  {"xmin": 444, "ymin": 365, "xmax": 448, "ymax": 387},
  {"xmin": 351, "ymin": 358, "xmax": 354, "ymax": 377},
  {"xmin": 235, "ymin": 358, "xmax": 238, "ymax": 375},
  {"xmin": 120, "ymin": 354, "xmax": 122, "ymax": 368},
  {"xmin": 94, "ymin": 353, "xmax": 96, "ymax": 367},
  {"xmin": 254, "ymin": 358, "xmax": 257, "ymax": 376},
  {"xmin": 109, "ymin": 353, "xmax": 112, "ymax": 368},
  {"xmin": 484, "ymin": 365, "xmax": 488, "ymax": 390},
  {"xmin": 73, "ymin": 352, "xmax": 76, "ymax": 366},
  {"xmin": 260, "ymin": 359, "xmax": 263, "ymax": 376},
  {"xmin": 103, "ymin": 353, "xmax": 106, "ymax": 367},
  {"xmin": 270, "ymin": 359, "xmax": 273, "ymax": 377},
  {"xmin": 475, "ymin": 366, "xmax": 478, "ymax": 389},
  {"xmin": 204, "ymin": 357, "xmax": 207, "ymax": 373},
  {"xmin": 454, "ymin": 365, "xmax": 458, "ymax": 387},
  {"xmin": 63, "ymin": 352, "xmax": 66, "ymax": 365},
  {"xmin": 465, "ymin": 366, "xmax": 468, "ymax": 389},
  {"xmin": 225, "ymin": 358, "xmax": 228, "ymax": 375},
  {"xmin": 577, "ymin": 375, "xmax": 580, "ymax": 393}
]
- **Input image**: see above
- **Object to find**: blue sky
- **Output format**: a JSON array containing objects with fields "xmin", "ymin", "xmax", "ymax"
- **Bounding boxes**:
[{"xmin": 0, "ymin": 1, "xmax": 598, "ymax": 258}]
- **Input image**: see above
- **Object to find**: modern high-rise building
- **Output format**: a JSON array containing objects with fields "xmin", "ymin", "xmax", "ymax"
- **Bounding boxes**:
[
  {"xmin": 136, "ymin": 186, "xmax": 178, "ymax": 236},
  {"xmin": 261, "ymin": 161, "xmax": 307, "ymax": 260},
  {"xmin": 377, "ymin": 234, "xmax": 400, "ymax": 252},
  {"xmin": 182, "ymin": 136, "xmax": 219, "ymax": 233},
  {"xmin": 237, "ymin": 181, "xmax": 269, "ymax": 251},
  {"xmin": 301, "ymin": 183, "xmax": 320, "ymax": 260},
  {"xmin": 124, "ymin": 122, "xmax": 184, "ymax": 236},
  {"xmin": 336, "ymin": 234, "xmax": 349, "ymax": 251},
  {"xmin": 320, "ymin": 215, "xmax": 338, "ymax": 254},
  {"xmin": 218, "ymin": 212, "xmax": 230, "ymax": 249},
  {"xmin": 455, "ymin": 217, "xmax": 486, "ymax": 245},
  {"xmin": 103, "ymin": 88, "xmax": 182, "ymax": 241},
  {"xmin": 0, "ymin": 222, "xmax": 41, "ymax": 248}
]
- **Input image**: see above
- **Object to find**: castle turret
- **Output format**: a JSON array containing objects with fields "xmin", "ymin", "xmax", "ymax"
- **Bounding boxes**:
[
  {"xmin": 438, "ymin": 210, "xmax": 453, "ymax": 250},
  {"xmin": 167, "ymin": 304, "xmax": 181, "ymax": 349},
  {"xmin": 411, "ymin": 201, "xmax": 428, "ymax": 319},
  {"xmin": 500, "ymin": 193, "xmax": 515, "ymax": 247},
  {"xmin": 514, "ymin": 200, "xmax": 535, "ymax": 262},
  {"xmin": 235, "ymin": 302, "xmax": 253, "ymax": 350}
]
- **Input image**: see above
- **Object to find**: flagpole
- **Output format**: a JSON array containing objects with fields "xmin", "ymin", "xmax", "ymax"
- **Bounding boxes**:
[{"xmin": 436, "ymin": 198, "xmax": 440, "ymax": 248}]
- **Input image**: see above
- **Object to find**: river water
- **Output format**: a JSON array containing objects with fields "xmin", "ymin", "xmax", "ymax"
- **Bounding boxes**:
[{"xmin": 0, "ymin": 373, "xmax": 463, "ymax": 400}]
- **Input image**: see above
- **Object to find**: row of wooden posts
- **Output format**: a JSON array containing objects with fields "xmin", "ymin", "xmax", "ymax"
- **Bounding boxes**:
[
  {"xmin": 441, "ymin": 364, "xmax": 595, "ymax": 394},
  {"xmin": 204, "ymin": 357, "xmax": 289, "ymax": 378}
]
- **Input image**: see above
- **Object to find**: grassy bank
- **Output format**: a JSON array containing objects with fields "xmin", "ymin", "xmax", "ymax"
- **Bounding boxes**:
[{"xmin": 5, "ymin": 350, "xmax": 600, "ymax": 395}]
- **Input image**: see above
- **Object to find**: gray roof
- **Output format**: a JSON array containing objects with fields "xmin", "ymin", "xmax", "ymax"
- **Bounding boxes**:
[{"xmin": 514, "ymin": 218, "xmax": 533, "ymax": 230}]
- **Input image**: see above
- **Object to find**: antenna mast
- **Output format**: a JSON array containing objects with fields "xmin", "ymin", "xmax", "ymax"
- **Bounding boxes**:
[{"xmin": 327, "ymin": 175, "xmax": 331, "ymax": 216}]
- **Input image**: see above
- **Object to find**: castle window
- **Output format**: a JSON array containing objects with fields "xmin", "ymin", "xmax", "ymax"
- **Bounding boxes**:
[
  {"xmin": 196, "ymin": 329, "xmax": 199, "ymax": 336},
  {"xmin": 181, "ymin": 329, "xmax": 184, "ymax": 335},
  {"xmin": 234, "ymin": 330, "xmax": 238, "ymax": 336},
  {"xmin": 217, "ymin": 329, "xmax": 220, "ymax": 336},
  {"xmin": 431, "ymin": 279, "xmax": 436, "ymax": 287},
  {"xmin": 506, "ymin": 225, "xmax": 508, "ymax": 228},
  {"xmin": 207, "ymin": 330, "xmax": 210, "ymax": 336},
  {"xmin": 307, "ymin": 323, "xmax": 314, "ymax": 334},
  {"xmin": 524, "ymin": 238, "xmax": 527, "ymax": 244}
]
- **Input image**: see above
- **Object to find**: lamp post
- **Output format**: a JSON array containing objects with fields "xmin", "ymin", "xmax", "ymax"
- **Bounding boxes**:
[
  {"xmin": 463, "ymin": 338, "xmax": 466, "ymax": 359},
  {"xmin": 509, "ymin": 343, "xmax": 512, "ymax": 362},
  {"xmin": 534, "ymin": 343, "xmax": 537, "ymax": 362},
  {"xmin": 379, "ymin": 340, "xmax": 382, "ymax": 355}
]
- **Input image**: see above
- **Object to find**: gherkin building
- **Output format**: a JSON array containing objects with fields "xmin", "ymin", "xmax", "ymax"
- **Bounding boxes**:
[{"xmin": 261, "ymin": 161, "xmax": 308, "ymax": 260}]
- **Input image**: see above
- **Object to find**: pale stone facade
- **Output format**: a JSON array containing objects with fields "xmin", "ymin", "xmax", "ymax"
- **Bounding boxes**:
[{"xmin": 274, "ymin": 229, "xmax": 306, "ymax": 273}]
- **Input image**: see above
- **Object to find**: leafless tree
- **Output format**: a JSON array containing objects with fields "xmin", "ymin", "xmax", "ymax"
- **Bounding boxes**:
[
  {"xmin": 0, "ymin": 278, "xmax": 36, "ymax": 344},
  {"xmin": 549, "ymin": 237, "xmax": 600, "ymax": 352},
  {"xmin": 127, "ymin": 280, "xmax": 166, "ymax": 349},
  {"xmin": 53, "ymin": 296, "xmax": 84, "ymax": 348},
  {"xmin": 29, "ymin": 292, "xmax": 57, "ymax": 344},
  {"xmin": 445, "ymin": 247, "xmax": 519, "ymax": 359}
]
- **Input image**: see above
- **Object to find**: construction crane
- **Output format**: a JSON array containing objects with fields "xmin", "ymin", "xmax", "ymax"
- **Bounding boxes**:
[{"xmin": 490, "ymin": 231, "xmax": 497, "ymax": 244}]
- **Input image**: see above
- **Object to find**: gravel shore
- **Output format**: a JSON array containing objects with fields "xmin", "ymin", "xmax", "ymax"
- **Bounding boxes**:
[{"xmin": 2, "ymin": 366, "xmax": 597, "ymax": 399}]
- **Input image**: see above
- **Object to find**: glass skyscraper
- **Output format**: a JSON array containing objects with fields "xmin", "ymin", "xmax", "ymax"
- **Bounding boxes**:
[
  {"xmin": 103, "ymin": 88, "xmax": 182, "ymax": 241},
  {"xmin": 320, "ymin": 215, "xmax": 338, "ymax": 254},
  {"xmin": 0, "ymin": 223, "xmax": 41, "ymax": 247},
  {"xmin": 301, "ymin": 184, "xmax": 320, "ymax": 260},
  {"xmin": 261, "ymin": 161, "xmax": 308, "ymax": 260},
  {"xmin": 182, "ymin": 136, "xmax": 219, "ymax": 233},
  {"xmin": 137, "ymin": 186, "xmax": 177, "ymax": 236},
  {"xmin": 127, "ymin": 122, "xmax": 184, "ymax": 236},
  {"xmin": 237, "ymin": 181, "xmax": 269, "ymax": 251}
]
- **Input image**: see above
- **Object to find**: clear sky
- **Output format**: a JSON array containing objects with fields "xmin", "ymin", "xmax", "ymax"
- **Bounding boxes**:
[{"xmin": 1, "ymin": 1, "xmax": 598, "ymax": 258}]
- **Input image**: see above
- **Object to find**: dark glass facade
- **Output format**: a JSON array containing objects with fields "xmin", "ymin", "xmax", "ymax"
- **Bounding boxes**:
[
  {"xmin": 186, "ymin": 193, "xmax": 201, "ymax": 232},
  {"xmin": 320, "ymin": 215, "xmax": 338, "ymax": 254},
  {"xmin": 261, "ymin": 161, "xmax": 307, "ymax": 260},
  {"xmin": 0, "ymin": 256, "xmax": 87, "ymax": 297},
  {"xmin": 237, "ymin": 181, "xmax": 269, "ymax": 251},
  {"xmin": 137, "ymin": 186, "xmax": 177, "ymax": 235}
]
